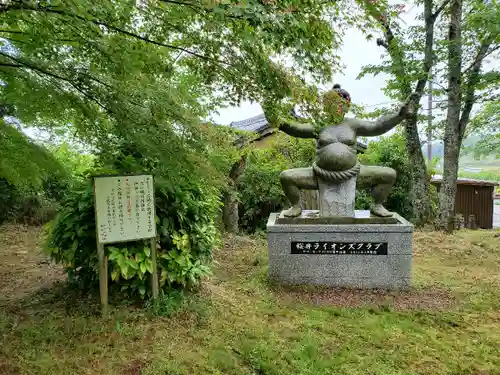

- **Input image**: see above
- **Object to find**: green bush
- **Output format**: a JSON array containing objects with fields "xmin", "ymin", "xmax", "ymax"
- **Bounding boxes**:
[
  {"xmin": 45, "ymin": 146, "xmax": 220, "ymax": 300},
  {"xmin": 357, "ymin": 132, "xmax": 437, "ymax": 220},
  {"xmin": 0, "ymin": 178, "xmax": 60, "ymax": 225},
  {"xmin": 0, "ymin": 179, "xmax": 22, "ymax": 224},
  {"xmin": 0, "ymin": 121, "xmax": 68, "ymax": 224},
  {"xmin": 458, "ymin": 170, "xmax": 500, "ymax": 182},
  {"xmin": 41, "ymin": 142, "xmax": 97, "ymax": 201},
  {"xmin": 237, "ymin": 133, "xmax": 316, "ymax": 232}
]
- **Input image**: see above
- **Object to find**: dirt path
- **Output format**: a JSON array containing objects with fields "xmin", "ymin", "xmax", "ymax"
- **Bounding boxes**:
[{"xmin": 0, "ymin": 224, "xmax": 64, "ymax": 304}]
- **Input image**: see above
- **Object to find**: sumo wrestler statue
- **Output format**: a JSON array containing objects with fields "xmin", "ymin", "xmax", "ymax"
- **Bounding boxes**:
[{"xmin": 266, "ymin": 84, "xmax": 418, "ymax": 218}]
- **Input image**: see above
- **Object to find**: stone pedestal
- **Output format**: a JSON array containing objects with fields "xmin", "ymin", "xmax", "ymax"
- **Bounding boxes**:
[
  {"xmin": 317, "ymin": 176, "xmax": 356, "ymax": 217},
  {"xmin": 267, "ymin": 211, "xmax": 413, "ymax": 289}
]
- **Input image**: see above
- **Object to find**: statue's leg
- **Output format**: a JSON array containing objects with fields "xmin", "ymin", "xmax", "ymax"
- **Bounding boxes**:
[
  {"xmin": 357, "ymin": 165, "xmax": 396, "ymax": 217},
  {"xmin": 280, "ymin": 167, "xmax": 317, "ymax": 217}
]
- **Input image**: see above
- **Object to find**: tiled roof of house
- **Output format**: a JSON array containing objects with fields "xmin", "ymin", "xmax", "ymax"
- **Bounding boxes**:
[{"xmin": 229, "ymin": 113, "xmax": 269, "ymax": 133}]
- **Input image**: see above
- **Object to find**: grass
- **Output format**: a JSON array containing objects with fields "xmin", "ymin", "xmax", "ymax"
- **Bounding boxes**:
[{"xmin": 1, "ymin": 225, "xmax": 500, "ymax": 375}]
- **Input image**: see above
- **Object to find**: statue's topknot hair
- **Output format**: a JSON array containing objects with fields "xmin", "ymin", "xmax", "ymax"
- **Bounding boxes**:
[{"xmin": 332, "ymin": 84, "xmax": 351, "ymax": 103}]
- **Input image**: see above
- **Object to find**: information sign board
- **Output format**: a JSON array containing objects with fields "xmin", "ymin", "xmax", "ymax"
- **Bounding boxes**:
[{"xmin": 94, "ymin": 175, "xmax": 156, "ymax": 244}]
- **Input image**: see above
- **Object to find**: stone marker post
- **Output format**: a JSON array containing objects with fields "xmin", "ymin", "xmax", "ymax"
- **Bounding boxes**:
[{"xmin": 317, "ymin": 176, "xmax": 357, "ymax": 217}]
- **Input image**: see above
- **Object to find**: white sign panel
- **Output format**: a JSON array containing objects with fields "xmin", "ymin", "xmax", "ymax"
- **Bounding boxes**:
[{"xmin": 94, "ymin": 175, "xmax": 156, "ymax": 244}]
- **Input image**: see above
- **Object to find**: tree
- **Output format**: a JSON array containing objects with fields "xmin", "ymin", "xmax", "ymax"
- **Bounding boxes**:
[
  {"xmin": 0, "ymin": 118, "xmax": 68, "ymax": 223},
  {"xmin": 0, "ymin": 0, "xmax": 358, "ymax": 188},
  {"xmin": 358, "ymin": 0, "xmax": 499, "ymax": 229},
  {"xmin": 0, "ymin": 118, "xmax": 66, "ymax": 191},
  {"xmin": 357, "ymin": 131, "xmax": 439, "ymax": 219},
  {"xmin": 198, "ymin": 123, "xmax": 254, "ymax": 233},
  {"xmin": 436, "ymin": 0, "xmax": 500, "ymax": 230},
  {"xmin": 464, "ymin": 101, "xmax": 500, "ymax": 159},
  {"xmin": 358, "ymin": 0, "xmax": 450, "ymax": 226},
  {"xmin": 237, "ymin": 132, "xmax": 316, "ymax": 232}
]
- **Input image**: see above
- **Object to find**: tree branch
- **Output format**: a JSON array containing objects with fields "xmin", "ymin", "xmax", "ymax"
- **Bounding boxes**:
[
  {"xmin": 458, "ymin": 39, "xmax": 492, "ymax": 138},
  {"xmin": 431, "ymin": 0, "xmax": 451, "ymax": 21},
  {"xmin": 8, "ymin": 4, "xmax": 233, "ymax": 67},
  {"xmin": 0, "ymin": 29, "xmax": 26, "ymax": 34},
  {"xmin": 0, "ymin": 51, "xmax": 69, "ymax": 82},
  {"xmin": 159, "ymin": 0, "xmax": 309, "ymax": 21},
  {"xmin": 101, "ymin": 23, "xmax": 232, "ymax": 66},
  {"xmin": 368, "ymin": 4, "xmax": 411, "ymax": 96},
  {"xmin": 413, "ymin": 0, "xmax": 437, "ymax": 96},
  {"xmin": 0, "ymin": 62, "xmax": 23, "ymax": 68},
  {"xmin": 372, "ymin": 0, "xmax": 441, "ymax": 100},
  {"xmin": 0, "ymin": 35, "xmax": 34, "ymax": 46},
  {"xmin": 463, "ymin": 43, "xmax": 500, "ymax": 74},
  {"xmin": 159, "ymin": 0, "xmax": 207, "ymax": 13},
  {"xmin": 0, "ymin": 51, "xmax": 111, "ymax": 112}
]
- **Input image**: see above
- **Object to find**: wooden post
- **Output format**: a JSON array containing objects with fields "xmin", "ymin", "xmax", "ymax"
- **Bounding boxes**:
[
  {"xmin": 97, "ymin": 242, "xmax": 108, "ymax": 316},
  {"xmin": 150, "ymin": 237, "xmax": 159, "ymax": 300},
  {"xmin": 94, "ymin": 180, "xmax": 108, "ymax": 317},
  {"xmin": 468, "ymin": 214, "xmax": 477, "ymax": 230}
]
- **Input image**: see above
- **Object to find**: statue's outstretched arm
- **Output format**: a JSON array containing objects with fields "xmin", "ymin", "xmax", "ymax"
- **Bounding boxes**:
[
  {"xmin": 348, "ymin": 92, "xmax": 419, "ymax": 137},
  {"xmin": 278, "ymin": 118, "xmax": 316, "ymax": 139},
  {"xmin": 346, "ymin": 113, "xmax": 406, "ymax": 137}
]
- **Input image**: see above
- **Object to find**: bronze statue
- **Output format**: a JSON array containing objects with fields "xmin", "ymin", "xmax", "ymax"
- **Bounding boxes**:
[{"xmin": 267, "ymin": 85, "xmax": 418, "ymax": 218}]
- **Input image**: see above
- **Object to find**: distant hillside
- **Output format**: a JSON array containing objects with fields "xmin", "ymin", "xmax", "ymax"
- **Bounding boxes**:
[
  {"xmin": 421, "ymin": 135, "xmax": 489, "ymax": 160},
  {"xmin": 422, "ymin": 136, "xmax": 500, "ymax": 172}
]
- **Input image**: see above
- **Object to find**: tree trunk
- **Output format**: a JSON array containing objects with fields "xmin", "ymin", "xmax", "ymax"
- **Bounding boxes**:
[
  {"xmin": 438, "ymin": 0, "xmax": 463, "ymax": 232},
  {"xmin": 223, "ymin": 188, "xmax": 239, "ymax": 233},
  {"xmin": 439, "ymin": 131, "xmax": 461, "ymax": 231},
  {"xmin": 222, "ymin": 155, "xmax": 247, "ymax": 233},
  {"xmin": 367, "ymin": 0, "xmax": 447, "ymax": 227},
  {"xmin": 404, "ymin": 115, "xmax": 432, "ymax": 225}
]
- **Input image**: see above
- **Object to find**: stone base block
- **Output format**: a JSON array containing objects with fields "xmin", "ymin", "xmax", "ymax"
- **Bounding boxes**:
[{"xmin": 267, "ymin": 211, "xmax": 413, "ymax": 289}]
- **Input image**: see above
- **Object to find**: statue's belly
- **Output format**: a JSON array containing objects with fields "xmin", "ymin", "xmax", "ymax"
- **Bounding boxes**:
[{"xmin": 315, "ymin": 142, "xmax": 357, "ymax": 171}]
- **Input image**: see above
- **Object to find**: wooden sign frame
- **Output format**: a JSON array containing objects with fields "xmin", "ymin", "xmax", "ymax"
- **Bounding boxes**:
[{"xmin": 93, "ymin": 174, "xmax": 159, "ymax": 316}]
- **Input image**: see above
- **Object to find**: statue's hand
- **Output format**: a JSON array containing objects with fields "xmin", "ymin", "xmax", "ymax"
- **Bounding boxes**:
[{"xmin": 399, "ymin": 92, "xmax": 420, "ymax": 118}]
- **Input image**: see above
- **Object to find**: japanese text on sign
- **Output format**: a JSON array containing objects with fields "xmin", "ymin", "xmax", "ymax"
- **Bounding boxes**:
[
  {"xmin": 94, "ymin": 175, "xmax": 156, "ymax": 244},
  {"xmin": 291, "ymin": 242, "xmax": 388, "ymax": 255}
]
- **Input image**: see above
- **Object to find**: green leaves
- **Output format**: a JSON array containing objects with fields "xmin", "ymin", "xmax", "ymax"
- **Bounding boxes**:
[
  {"xmin": 172, "ymin": 232, "xmax": 190, "ymax": 252},
  {"xmin": 0, "ymin": 120, "xmax": 67, "ymax": 193},
  {"xmin": 237, "ymin": 132, "xmax": 316, "ymax": 231},
  {"xmin": 139, "ymin": 262, "xmax": 148, "ymax": 275},
  {"xmin": 464, "ymin": 101, "xmax": 500, "ymax": 159},
  {"xmin": 0, "ymin": 0, "xmax": 348, "ymax": 128},
  {"xmin": 1, "ymin": 0, "xmax": 383, "ymax": 229}
]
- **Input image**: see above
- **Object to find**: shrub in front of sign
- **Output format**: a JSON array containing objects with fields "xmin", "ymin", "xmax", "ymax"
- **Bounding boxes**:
[{"xmin": 45, "ymin": 171, "xmax": 220, "ymax": 300}]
